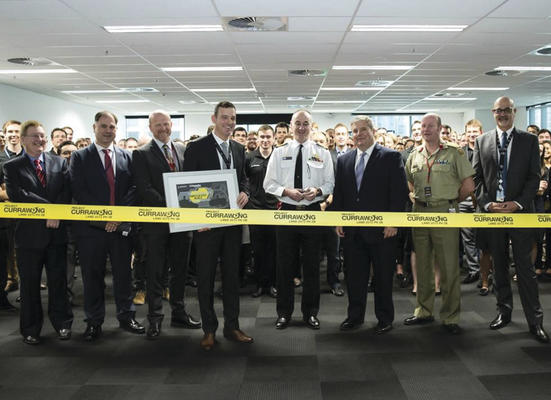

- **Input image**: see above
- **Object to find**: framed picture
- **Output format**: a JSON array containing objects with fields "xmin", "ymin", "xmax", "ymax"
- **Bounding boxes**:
[{"xmin": 163, "ymin": 169, "xmax": 240, "ymax": 232}]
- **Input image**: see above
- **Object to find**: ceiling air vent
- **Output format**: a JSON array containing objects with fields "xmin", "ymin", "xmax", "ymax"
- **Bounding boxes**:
[
  {"xmin": 433, "ymin": 92, "xmax": 465, "ymax": 97},
  {"xmin": 486, "ymin": 70, "xmax": 508, "ymax": 77},
  {"xmin": 7, "ymin": 57, "xmax": 56, "ymax": 66},
  {"xmin": 288, "ymin": 69, "xmax": 326, "ymax": 77},
  {"xmin": 535, "ymin": 46, "xmax": 551, "ymax": 56},
  {"xmin": 356, "ymin": 80, "xmax": 394, "ymax": 87},
  {"xmin": 225, "ymin": 17, "xmax": 287, "ymax": 32}
]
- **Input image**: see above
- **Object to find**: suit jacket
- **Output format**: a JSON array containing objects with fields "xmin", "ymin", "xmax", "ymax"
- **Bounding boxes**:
[
  {"xmin": 69, "ymin": 144, "xmax": 136, "ymax": 236},
  {"xmin": 473, "ymin": 128, "xmax": 540, "ymax": 212},
  {"xmin": 132, "ymin": 140, "xmax": 186, "ymax": 234},
  {"xmin": 182, "ymin": 134, "xmax": 249, "ymax": 195},
  {"xmin": 3, "ymin": 152, "xmax": 71, "ymax": 249},
  {"xmin": 331, "ymin": 144, "xmax": 408, "ymax": 243}
]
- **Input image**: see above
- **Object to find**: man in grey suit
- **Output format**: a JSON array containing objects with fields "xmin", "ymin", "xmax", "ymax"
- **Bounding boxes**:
[{"xmin": 473, "ymin": 96, "xmax": 548, "ymax": 343}]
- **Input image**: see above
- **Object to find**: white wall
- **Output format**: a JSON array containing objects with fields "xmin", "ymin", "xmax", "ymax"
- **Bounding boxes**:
[{"xmin": 0, "ymin": 83, "xmax": 100, "ymax": 141}]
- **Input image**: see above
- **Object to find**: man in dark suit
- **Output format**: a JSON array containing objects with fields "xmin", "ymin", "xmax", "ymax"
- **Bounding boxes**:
[
  {"xmin": 473, "ymin": 96, "xmax": 549, "ymax": 343},
  {"xmin": 332, "ymin": 116, "xmax": 408, "ymax": 334},
  {"xmin": 4, "ymin": 120, "xmax": 73, "ymax": 344},
  {"xmin": 183, "ymin": 101, "xmax": 253, "ymax": 351},
  {"xmin": 70, "ymin": 111, "xmax": 144, "ymax": 341},
  {"xmin": 132, "ymin": 110, "xmax": 201, "ymax": 339}
]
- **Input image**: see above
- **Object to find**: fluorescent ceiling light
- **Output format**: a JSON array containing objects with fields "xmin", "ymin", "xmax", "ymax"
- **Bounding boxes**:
[
  {"xmin": 179, "ymin": 100, "xmax": 200, "ymax": 104},
  {"xmin": 310, "ymin": 109, "xmax": 356, "ymax": 113},
  {"xmin": 320, "ymin": 87, "xmax": 383, "ymax": 91},
  {"xmin": 352, "ymin": 25, "xmax": 467, "ymax": 32},
  {"xmin": 162, "ymin": 66, "xmax": 242, "ymax": 72},
  {"xmin": 424, "ymin": 97, "xmax": 477, "ymax": 101},
  {"xmin": 315, "ymin": 100, "xmax": 365, "ymax": 104},
  {"xmin": 496, "ymin": 66, "xmax": 551, "ymax": 71},
  {"xmin": 333, "ymin": 65, "xmax": 413, "ymax": 71},
  {"xmin": 396, "ymin": 109, "xmax": 440, "ymax": 112},
  {"xmin": 0, "ymin": 68, "xmax": 77, "ymax": 74},
  {"xmin": 96, "ymin": 100, "xmax": 150, "ymax": 104},
  {"xmin": 191, "ymin": 88, "xmax": 255, "ymax": 92},
  {"xmin": 62, "ymin": 89, "xmax": 126, "ymax": 94},
  {"xmin": 447, "ymin": 87, "xmax": 509, "ymax": 91},
  {"xmin": 207, "ymin": 101, "xmax": 261, "ymax": 104},
  {"xmin": 104, "ymin": 25, "xmax": 223, "ymax": 33}
]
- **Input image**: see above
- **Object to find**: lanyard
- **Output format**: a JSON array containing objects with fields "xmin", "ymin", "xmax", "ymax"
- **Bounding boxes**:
[
  {"xmin": 215, "ymin": 143, "xmax": 232, "ymax": 169},
  {"xmin": 425, "ymin": 147, "xmax": 440, "ymax": 184},
  {"xmin": 495, "ymin": 131, "xmax": 512, "ymax": 173}
]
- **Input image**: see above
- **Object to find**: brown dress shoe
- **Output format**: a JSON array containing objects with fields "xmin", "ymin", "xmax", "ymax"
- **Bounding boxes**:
[
  {"xmin": 223, "ymin": 329, "xmax": 254, "ymax": 343},
  {"xmin": 200, "ymin": 333, "xmax": 215, "ymax": 351}
]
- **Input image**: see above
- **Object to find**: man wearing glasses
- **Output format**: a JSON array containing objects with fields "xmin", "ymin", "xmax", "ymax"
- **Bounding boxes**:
[{"xmin": 473, "ymin": 96, "xmax": 549, "ymax": 343}]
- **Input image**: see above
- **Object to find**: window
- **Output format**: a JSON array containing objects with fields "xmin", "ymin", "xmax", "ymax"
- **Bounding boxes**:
[
  {"xmin": 125, "ymin": 115, "xmax": 185, "ymax": 140},
  {"xmin": 527, "ymin": 103, "xmax": 550, "ymax": 130}
]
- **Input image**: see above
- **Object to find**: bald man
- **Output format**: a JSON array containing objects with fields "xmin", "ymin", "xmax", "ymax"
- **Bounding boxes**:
[{"xmin": 132, "ymin": 110, "xmax": 201, "ymax": 339}]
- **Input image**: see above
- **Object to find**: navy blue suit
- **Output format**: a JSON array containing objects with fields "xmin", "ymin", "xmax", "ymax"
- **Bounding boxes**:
[
  {"xmin": 4, "ymin": 152, "xmax": 73, "ymax": 337},
  {"xmin": 332, "ymin": 144, "xmax": 408, "ymax": 325},
  {"xmin": 69, "ymin": 145, "xmax": 136, "ymax": 325}
]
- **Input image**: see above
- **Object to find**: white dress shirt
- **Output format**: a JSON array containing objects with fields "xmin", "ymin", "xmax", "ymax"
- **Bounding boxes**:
[
  {"xmin": 354, "ymin": 142, "xmax": 376, "ymax": 171},
  {"xmin": 264, "ymin": 139, "xmax": 334, "ymax": 205},
  {"xmin": 94, "ymin": 142, "xmax": 116, "ymax": 176},
  {"xmin": 213, "ymin": 134, "xmax": 234, "ymax": 169}
]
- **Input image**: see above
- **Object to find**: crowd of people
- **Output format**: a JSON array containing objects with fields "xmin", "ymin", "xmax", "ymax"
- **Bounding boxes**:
[{"xmin": 0, "ymin": 95, "xmax": 550, "ymax": 349}]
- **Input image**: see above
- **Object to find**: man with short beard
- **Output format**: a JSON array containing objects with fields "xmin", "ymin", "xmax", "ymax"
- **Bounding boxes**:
[{"xmin": 246, "ymin": 131, "xmax": 258, "ymax": 152}]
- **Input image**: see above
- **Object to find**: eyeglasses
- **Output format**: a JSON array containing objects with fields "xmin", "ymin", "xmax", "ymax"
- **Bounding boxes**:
[{"xmin": 492, "ymin": 107, "xmax": 513, "ymax": 115}]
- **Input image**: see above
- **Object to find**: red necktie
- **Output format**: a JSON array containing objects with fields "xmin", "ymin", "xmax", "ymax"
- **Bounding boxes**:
[
  {"xmin": 162, "ymin": 144, "xmax": 176, "ymax": 172},
  {"xmin": 34, "ymin": 159, "xmax": 46, "ymax": 187},
  {"xmin": 102, "ymin": 149, "xmax": 115, "ymax": 205}
]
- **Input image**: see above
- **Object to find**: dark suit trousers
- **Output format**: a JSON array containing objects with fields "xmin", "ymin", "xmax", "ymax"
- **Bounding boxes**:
[
  {"xmin": 488, "ymin": 228, "xmax": 543, "ymax": 325},
  {"xmin": 17, "ymin": 244, "xmax": 73, "ymax": 337},
  {"xmin": 276, "ymin": 226, "xmax": 321, "ymax": 318},
  {"xmin": 143, "ymin": 231, "xmax": 192, "ymax": 323},
  {"xmin": 321, "ymin": 227, "xmax": 341, "ymax": 287},
  {"xmin": 77, "ymin": 231, "xmax": 135, "ymax": 325},
  {"xmin": 344, "ymin": 233, "xmax": 395, "ymax": 325},
  {"xmin": 194, "ymin": 225, "xmax": 241, "ymax": 333},
  {"xmin": 250, "ymin": 225, "xmax": 276, "ymax": 289},
  {"xmin": 0, "ymin": 228, "xmax": 8, "ymax": 301}
]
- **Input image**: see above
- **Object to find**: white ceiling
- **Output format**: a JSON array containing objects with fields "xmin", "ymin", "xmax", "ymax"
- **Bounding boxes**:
[{"xmin": 0, "ymin": 0, "xmax": 550, "ymax": 115}]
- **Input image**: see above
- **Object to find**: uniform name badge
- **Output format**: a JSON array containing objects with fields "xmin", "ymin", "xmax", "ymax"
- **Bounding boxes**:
[{"xmin": 424, "ymin": 186, "xmax": 432, "ymax": 198}]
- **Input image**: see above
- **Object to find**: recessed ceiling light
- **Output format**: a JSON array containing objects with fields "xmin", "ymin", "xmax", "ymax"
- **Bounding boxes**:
[
  {"xmin": 352, "ymin": 25, "xmax": 467, "ymax": 32},
  {"xmin": 320, "ymin": 87, "xmax": 382, "ymax": 91},
  {"xmin": 179, "ymin": 100, "xmax": 200, "ymax": 104},
  {"xmin": 535, "ymin": 46, "xmax": 551, "ymax": 56},
  {"xmin": 447, "ymin": 87, "xmax": 509, "ymax": 91},
  {"xmin": 496, "ymin": 66, "xmax": 551, "ymax": 71},
  {"xmin": 96, "ymin": 100, "xmax": 150, "ymax": 104},
  {"xmin": 315, "ymin": 100, "xmax": 365, "ymax": 104},
  {"xmin": 0, "ymin": 68, "xmax": 77, "ymax": 74},
  {"xmin": 104, "ymin": 25, "xmax": 223, "ymax": 33},
  {"xmin": 62, "ymin": 89, "xmax": 125, "ymax": 94},
  {"xmin": 190, "ymin": 88, "xmax": 255, "ymax": 92},
  {"xmin": 287, "ymin": 96, "xmax": 315, "ymax": 101},
  {"xmin": 161, "ymin": 66, "xmax": 242, "ymax": 72},
  {"xmin": 424, "ymin": 97, "xmax": 477, "ymax": 101},
  {"xmin": 333, "ymin": 65, "xmax": 413, "ymax": 71},
  {"xmin": 207, "ymin": 101, "xmax": 262, "ymax": 104}
]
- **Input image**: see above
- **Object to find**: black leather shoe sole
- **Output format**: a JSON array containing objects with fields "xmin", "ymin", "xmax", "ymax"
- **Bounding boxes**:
[
  {"xmin": 23, "ymin": 335, "xmax": 40, "ymax": 345},
  {"xmin": 404, "ymin": 316, "xmax": 435, "ymax": 325},
  {"xmin": 374, "ymin": 324, "xmax": 393, "ymax": 335},
  {"xmin": 171, "ymin": 319, "xmax": 202, "ymax": 329},
  {"xmin": 275, "ymin": 317, "xmax": 290, "ymax": 330}
]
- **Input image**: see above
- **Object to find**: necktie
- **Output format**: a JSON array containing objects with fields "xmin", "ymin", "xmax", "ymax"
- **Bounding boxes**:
[
  {"xmin": 34, "ymin": 159, "xmax": 46, "ymax": 188},
  {"xmin": 103, "ymin": 149, "xmax": 115, "ymax": 205},
  {"xmin": 355, "ymin": 151, "xmax": 366, "ymax": 190},
  {"xmin": 294, "ymin": 144, "xmax": 303, "ymax": 189},
  {"xmin": 162, "ymin": 144, "xmax": 176, "ymax": 171},
  {"xmin": 501, "ymin": 131, "xmax": 508, "ymax": 193},
  {"xmin": 220, "ymin": 141, "xmax": 229, "ymax": 169}
]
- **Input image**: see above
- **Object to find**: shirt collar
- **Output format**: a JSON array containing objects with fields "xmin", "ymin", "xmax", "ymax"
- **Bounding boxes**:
[
  {"xmin": 94, "ymin": 142, "xmax": 115, "ymax": 154},
  {"xmin": 496, "ymin": 126, "xmax": 514, "ymax": 136},
  {"xmin": 213, "ymin": 133, "xmax": 230, "ymax": 146},
  {"xmin": 356, "ymin": 142, "xmax": 376, "ymax": 159},
  {"xmin": 26, "ymin": 152, "xmax": 44, "ymax": 163},
  {"xmin": 153, "ymin": 137, "xmax": 172, "ymax": 151}
]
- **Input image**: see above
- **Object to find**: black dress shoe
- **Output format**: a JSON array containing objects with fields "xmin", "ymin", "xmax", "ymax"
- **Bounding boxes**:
[
  {"xmin": 404, "ymin": 315, "xmax": 435, "ymax": 325},
  {"xmin": 489, "ymin": 313, "xmax": 511, "ymax": 330},
  {"xmin": 462, "ymin": 272, "xmax": 480, "ymax": 284},
  {"xmin": 529, "ymin": 324, "xmax": 550, "ymax": 343},
  {"xmin": 171, "ymin": 313, "xmax": 201, "ymax": 329},
  {"xmin": 185, "ymin": 278, "xmax": 198, "ymax": 288},
  {"xmin": 58, "ymin": 328, "xmax": 72, "ymax": 340},
  {"xmin": 251, "ymin": 287, "xmax": 264, "ymax": 298},
  {"xmin": 479, "ymin": 287, "xmax": 489, "ymax": 296},
  {"xmin": 83, "ymin": 324, "xmax": 102, "ymax": 341},
  {"xmin": 119, "ymin": 318, "xmax": 145, "ymax": 334},
  {"xmin": 374, "ymin": 322, "xmax": 393, "ymax": 335},
  {"xmin": 442, "ymin": 323, "xmax": 462, "ymax": 335},
  {"xmin": 330, "ymin": 284, "xmax": 345, "ymax": 297},
  {"xmin": 23, "ymin": 335, "xmax": 40, "ymax": 345},
  {"xmin": 146, "ymin": 321, "xmax": 161, "ymax": 339},
  {"xmin": 340, "ymin": 319, "xmax": 363, "ymax": 331},
  {"xmin": 275, "ymin": 316, "xmax": 290, "ymax": 329},
  {"xmin": 304, "ymin": 315, "xmax": 320, "ymax": 330},
  {"xmin": 269, "ymin": 286, "xmax": 278, "ymax": 298}
]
